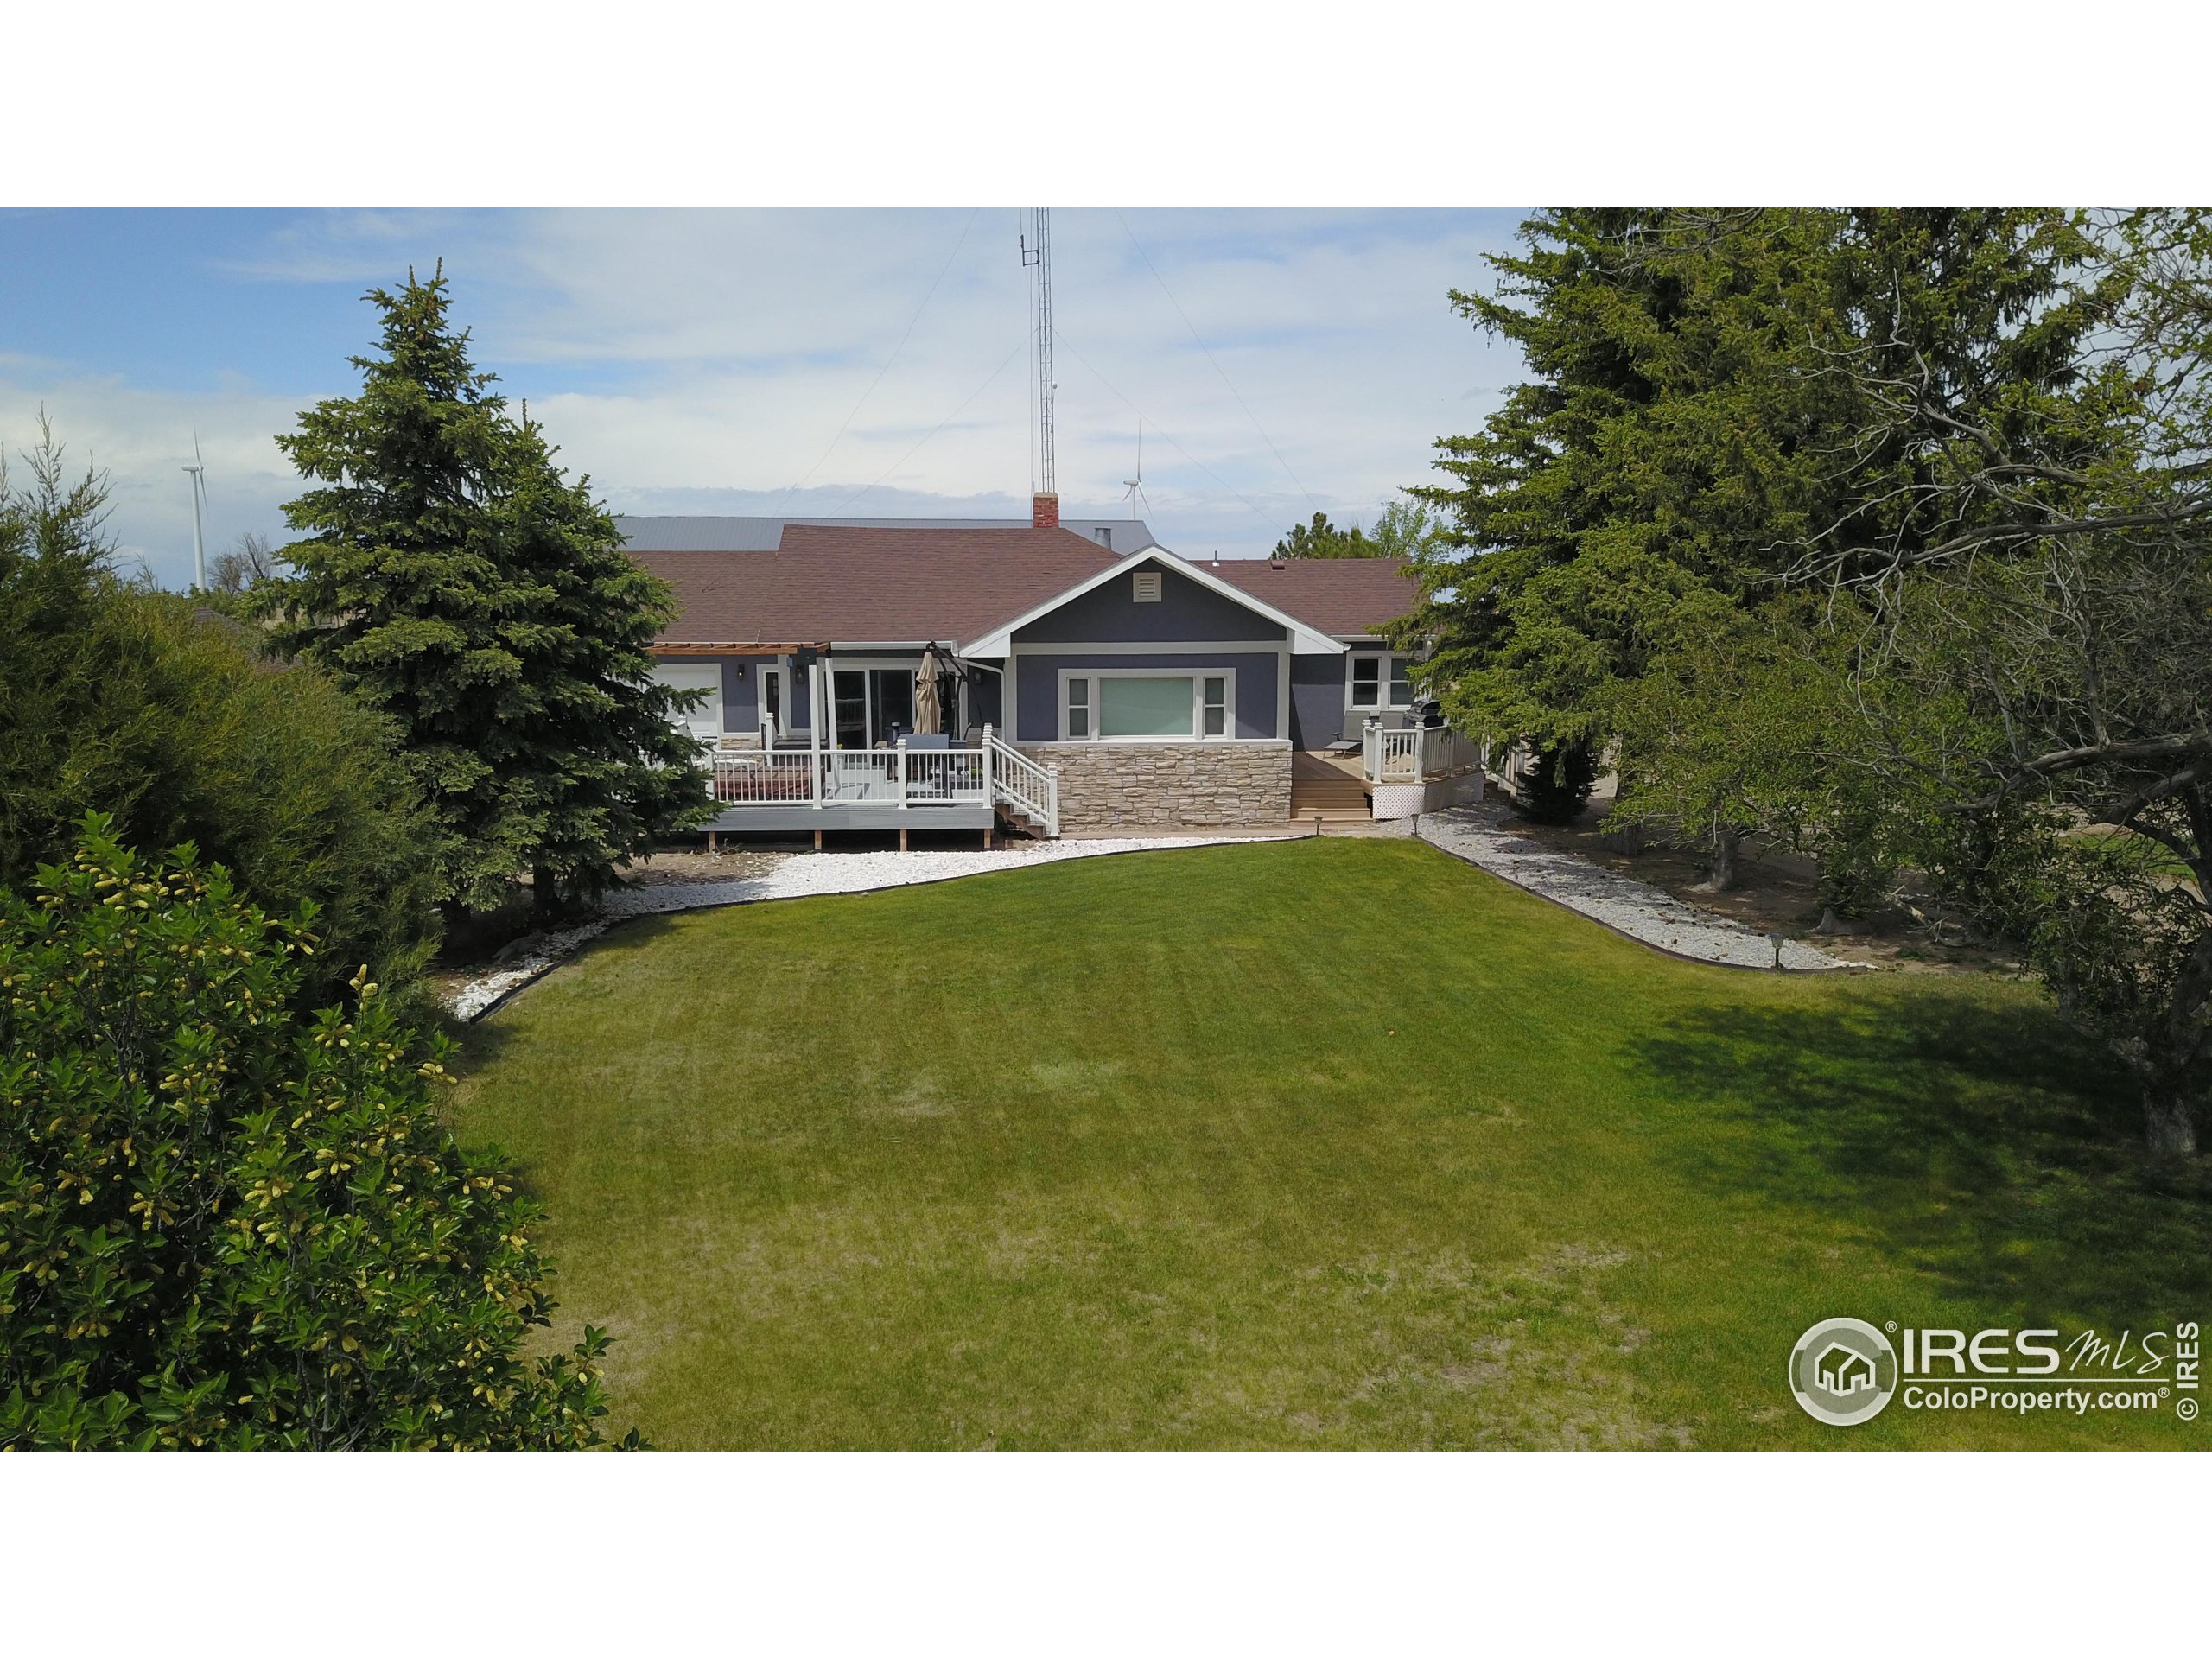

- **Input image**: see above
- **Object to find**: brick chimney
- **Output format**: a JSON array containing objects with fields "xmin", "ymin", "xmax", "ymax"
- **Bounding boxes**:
[{"xmin": 1032, "ymin": 492, "xmax": 1059, "ymax": 531}]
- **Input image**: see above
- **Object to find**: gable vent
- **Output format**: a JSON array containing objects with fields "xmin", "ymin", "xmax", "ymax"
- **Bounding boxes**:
[{"xmin": 1133, "ymin": 570, "xmax": 1162, "ymax": 603}]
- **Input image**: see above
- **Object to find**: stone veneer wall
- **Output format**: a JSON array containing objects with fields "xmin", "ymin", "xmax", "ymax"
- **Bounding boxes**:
[{"xmin": 1021, "ymin": 741, "xmax": 1292, "ymax": 828}]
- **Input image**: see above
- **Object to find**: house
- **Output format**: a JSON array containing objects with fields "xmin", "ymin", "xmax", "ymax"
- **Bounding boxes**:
[
  {"xmin": 623, "ymin": 497, "xmax": 1479, "ymax": 842},
  {"xmin": 1815, "ymin": 1344, "xmax": 1877, "ymax": 1395}
]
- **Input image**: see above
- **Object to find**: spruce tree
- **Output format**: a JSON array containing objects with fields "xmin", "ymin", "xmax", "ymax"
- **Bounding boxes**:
[
  {"xmin": 1274, "ymin": 511, "xmax": 1374, "ymax": 559},
  {"xmin": 252, "ymin": 266, "xmax": 707, "ymax": 916}
]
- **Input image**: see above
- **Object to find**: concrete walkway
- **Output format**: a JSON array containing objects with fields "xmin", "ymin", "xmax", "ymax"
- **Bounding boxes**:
[
  {"xmin": 443, "ymin": 834, "xmax": 1270, "ymax": 1020},
  {"xmin": 1414, "ymin": 804, "xmax": 1853, "ymax": 971}
]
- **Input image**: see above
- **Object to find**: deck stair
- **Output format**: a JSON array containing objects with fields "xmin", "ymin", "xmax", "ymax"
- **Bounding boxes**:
[
  {"xmin": 985, "ymin": 732, "xmax": 1059, "ymax": 838},
  {"xmin": 1290, "ymin": 751, "xmax": 1370, "ymax": 822}
]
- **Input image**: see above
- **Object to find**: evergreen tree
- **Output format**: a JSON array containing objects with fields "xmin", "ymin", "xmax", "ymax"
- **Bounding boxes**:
[
  {"xmin": 1403, "ymin": 209, "xmax": 2100, "ymax": 889},
  {"xmin": 251, "ymin": 266, "xmax": 707, "ymax": 917},
  {"xmin": 1402, "ymin": 209, "xmax": 1855, "ymax": 755},
  {"xmin": 1510, "ymin": 741, "xmax": 1599, "ymax": 823},
  {"xmin": 1274, "ymin": 511, "xmax": 1374, "ymax": 559}
]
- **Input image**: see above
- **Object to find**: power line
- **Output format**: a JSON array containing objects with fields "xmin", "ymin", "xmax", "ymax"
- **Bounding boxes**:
[
  {"xmin": 1048, "ymin": 323, "xmax": 1287, "ymax": 540},
  {"xmin": 779, "ymin": 208, "xmax": 980, "ymax": 512},
  {"xmin": 827, "ymin": 334, "xmax": 1030, "ymax": 515},
  {"xmin": 1115, "ymin": 208, "xmax": 1323, "ymax": 518}
]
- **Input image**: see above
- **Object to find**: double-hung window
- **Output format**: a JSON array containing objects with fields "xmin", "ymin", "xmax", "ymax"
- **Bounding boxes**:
[
  {"xmin": 1348, "ymin": 652, "xmax": 1416, "ymax": 711},
  {"xmin": 1350, "ymin": 656, "xmax": 1382, "ymax": 709},
  {"xmin": 1201, "ymin": 675, "xmax": 1227, "ymax": 737},
  {"xmin": 1059, "ymin": 670, "xmax": 1236, "ymax": 741}
]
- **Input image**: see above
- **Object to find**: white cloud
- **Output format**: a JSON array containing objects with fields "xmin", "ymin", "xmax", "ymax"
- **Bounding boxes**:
[
  {"xmin": 0, "ymin": 374, "xmax": 312, "ymax": 588},
  {"xmin": 6, "ymin": 209, "xmax": 1529, "ymax": 586}
]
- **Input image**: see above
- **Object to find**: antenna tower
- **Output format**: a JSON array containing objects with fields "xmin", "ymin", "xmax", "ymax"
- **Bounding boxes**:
[{"xmin": 1020, "ymin": 209, "xmax": 1056, "ymax": 496}]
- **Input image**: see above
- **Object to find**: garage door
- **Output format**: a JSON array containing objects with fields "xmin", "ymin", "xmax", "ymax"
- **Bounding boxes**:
[{"xmin": 653, "ymin": 664, "xmax": 723, "ymax": 743}]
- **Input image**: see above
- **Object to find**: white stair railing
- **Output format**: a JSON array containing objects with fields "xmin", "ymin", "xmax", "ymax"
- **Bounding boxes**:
[{"xmin": 983, "ymin": 727, "xmax": 1058, "ymax": 837}]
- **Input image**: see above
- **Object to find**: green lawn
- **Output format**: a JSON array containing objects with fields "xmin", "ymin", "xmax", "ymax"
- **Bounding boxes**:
[{"xmin": 448, "ymin": 838, "xmax": 2211, "ymax": 1449}]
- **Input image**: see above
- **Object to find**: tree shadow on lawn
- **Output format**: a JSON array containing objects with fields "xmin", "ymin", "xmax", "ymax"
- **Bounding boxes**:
[{"xmin": 1625, "ymin": 987, "xmax": 2212, "ymax": 1325}]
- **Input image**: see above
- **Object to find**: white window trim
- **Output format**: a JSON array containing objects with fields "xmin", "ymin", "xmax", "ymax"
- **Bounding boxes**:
[
  {"xmin": 1345, "ymin": 651, "xmax": 1417, "ymax": 713},
  {"xmin": 1057, "ymin": 666, "xmax": 1239, "ymax": 742}
]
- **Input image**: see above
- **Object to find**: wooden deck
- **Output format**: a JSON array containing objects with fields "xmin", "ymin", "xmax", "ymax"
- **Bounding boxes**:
[{"xmin": 1290, "ymin": 750, "xmax": 1370, "ymax": 822}]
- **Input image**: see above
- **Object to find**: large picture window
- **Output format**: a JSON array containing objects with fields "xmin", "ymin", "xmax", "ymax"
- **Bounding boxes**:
[
  {"xmin": 1059, "ymin": 670, "xmax": 1238, "ymax": 741},
  {"xmin": 1100, "ymin": 676, "xmax": 1196, "ymax": 737}
]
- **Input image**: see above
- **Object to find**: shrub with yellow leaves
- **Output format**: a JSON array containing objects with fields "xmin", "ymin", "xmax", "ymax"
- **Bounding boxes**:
[{"xmin": 0, "ymin": 816, "xmax": 639, "ymax": 1449}]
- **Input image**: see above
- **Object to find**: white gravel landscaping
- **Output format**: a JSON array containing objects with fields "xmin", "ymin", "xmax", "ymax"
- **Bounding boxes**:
[
  {"xmin": 442, "ymin": 808, "xmax": 1857, "ymax": 1021},
  {"xmin": 442, "ymin": 835, "xmax": 1269, "ymax": 1020},
  {"xmin": 1414, "ymin": 804, "xmax": 1853, "ymax": 972}
]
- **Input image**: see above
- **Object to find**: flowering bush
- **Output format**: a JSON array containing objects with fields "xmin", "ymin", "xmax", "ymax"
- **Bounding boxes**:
[{"xmin": 0, "ymin": 816, "xmax": 636, "ymax": 1448}]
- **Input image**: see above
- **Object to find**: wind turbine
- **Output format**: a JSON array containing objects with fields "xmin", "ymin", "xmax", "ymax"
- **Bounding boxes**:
[
  {"xmin": 181, "ymin": 431, "xmax": 208, "ymax": 591},
  {"xmin": 1122, "ymin": 419, "xmax": 1150, "ymax": 521}
]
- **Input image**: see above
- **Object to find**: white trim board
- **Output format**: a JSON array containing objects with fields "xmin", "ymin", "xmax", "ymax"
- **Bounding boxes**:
[{"xmin": 995, "ymin": 639, "xmax": 1289, "ymax": 656}]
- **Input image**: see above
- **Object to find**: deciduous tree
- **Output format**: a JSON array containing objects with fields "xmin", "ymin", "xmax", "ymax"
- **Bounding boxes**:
[
  {"xmin": 0, "ymin": 817, "xmax": 636, "ymax": 1449},
  {"xmin": 0, "ymin": 426, "xmax": 440, "ymax": 1009},
  {"xmin": 1794, "ymin": 209, "xmax": 2209, "ymax": 1152}
]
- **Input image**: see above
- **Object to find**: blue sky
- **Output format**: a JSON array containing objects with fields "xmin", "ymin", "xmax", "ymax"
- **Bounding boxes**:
[{"xmin": 0, "ymin": 208, "xmax": 1531, "ymax": 585}]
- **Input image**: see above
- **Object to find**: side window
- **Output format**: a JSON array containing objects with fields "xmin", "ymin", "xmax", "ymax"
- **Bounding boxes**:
[
  {"xmin": 1350, "ymin": 656, "xmax": 1382, "ymax": 708},
  {"xmin": 1202, "ymin": 676, "xmax": 1228, "ymax": 736},
  {"xmin": 1389, "ymin": 658, "xmax": 1414, "ymax": 708},
  {"xmin": 1065, "ymin": 676, "xmax": 1091, "ymax": 739}
]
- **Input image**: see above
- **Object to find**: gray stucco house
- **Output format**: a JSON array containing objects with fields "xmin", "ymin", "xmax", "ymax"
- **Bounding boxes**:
[{"xmin": 623, "ymin": 505, "xmax": 1464, "ymax": 840}]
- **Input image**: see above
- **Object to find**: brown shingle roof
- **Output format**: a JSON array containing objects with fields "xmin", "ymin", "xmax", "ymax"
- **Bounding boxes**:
[
  {"xmin": 1207, "ymin": 556, "xmax": 1417, "ymax": 638},
  {"xmin": 632, "ymin": 528, "xmax": 1417, "ymax": 650},
  {"xmin": 635, "ymin": 525, "xmax": 1121, "ymax": 649}
]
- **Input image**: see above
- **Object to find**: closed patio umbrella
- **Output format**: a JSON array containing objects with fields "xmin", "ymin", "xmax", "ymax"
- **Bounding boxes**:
[{"xmin": 913, "ymin": 643, "xmax": 945, "ymax": 735}]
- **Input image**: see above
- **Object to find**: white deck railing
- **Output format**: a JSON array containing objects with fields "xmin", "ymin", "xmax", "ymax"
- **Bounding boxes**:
[
  {"xmin": 1362, "ymin": 720, "xmax": 1479, "ymax": 784},
  {"xmin": 704, "ymin": 726, "xmax": 1051, "ymax": 830},
  {"xmin": 709, "ymin": 747, "xmax": 818, "ymax": 805},
  {"xmin": 708, "ymin": 745, "xmax": 988, "ymax": 808}
]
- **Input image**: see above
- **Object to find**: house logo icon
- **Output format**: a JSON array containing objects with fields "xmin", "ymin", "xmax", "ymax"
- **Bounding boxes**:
[
  {"xmin": 1789, "ymin": 1318, "xmax": 1898, "ymax": 1426},
  {"xmin": 1815, "ymin": 1344, "xmax": 1876, "ymax": 1395}
]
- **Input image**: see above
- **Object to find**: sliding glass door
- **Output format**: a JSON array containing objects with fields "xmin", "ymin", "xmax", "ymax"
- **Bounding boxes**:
[
  {"xmin": 830, "ymin": 665, "xmax": 921, "ymax": 748},
  {"xmin": 870, "ymin": 668, "xmax": 914, "ymax": 741},
  {"xmin": 833, "ymin": 671, "xmax": 868, "ymax": 750}
]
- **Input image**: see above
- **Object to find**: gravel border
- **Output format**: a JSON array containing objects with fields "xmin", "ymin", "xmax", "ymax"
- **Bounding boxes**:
[
  {"xmin": 442, "ymin": 808, "xmax": 1857, "ymax": 1021},
  {"xmin": 442, "ymin": 835, "xmax": 1270, "ymax": 1020},
  {"xmin": 1414, "ymin": 804, "xmax": 1855, "ymax": 972}
]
